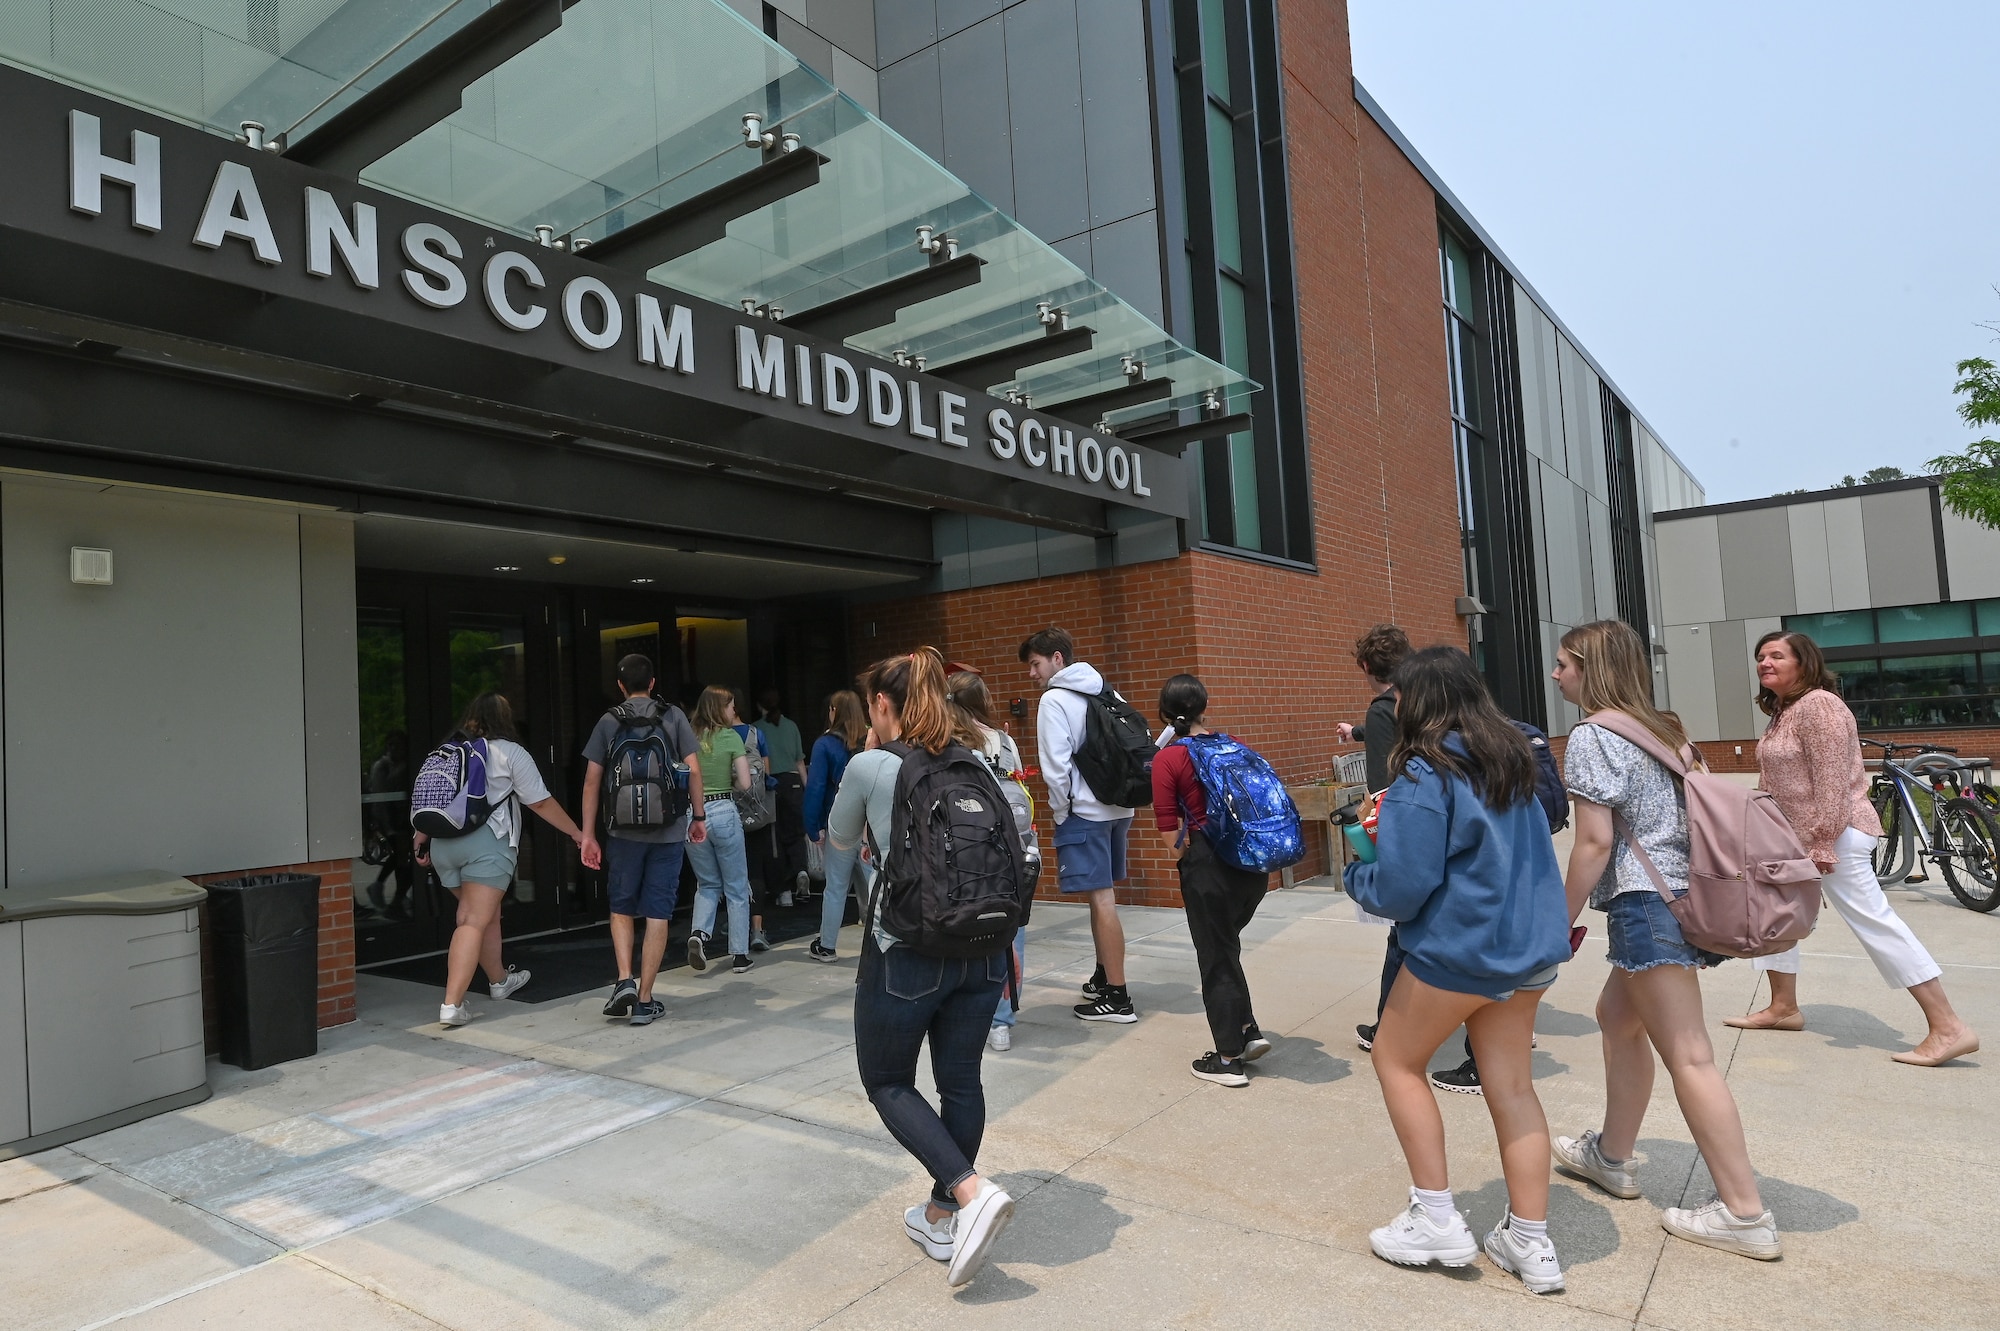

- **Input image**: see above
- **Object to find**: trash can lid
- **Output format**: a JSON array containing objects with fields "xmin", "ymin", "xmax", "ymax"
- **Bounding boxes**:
[{"xmin": 0, "ymin": 870, "xmax": 206, "ymax": 920}]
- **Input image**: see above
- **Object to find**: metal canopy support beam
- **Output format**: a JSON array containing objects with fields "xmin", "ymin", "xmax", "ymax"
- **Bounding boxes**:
[
  {"xmin": 931, "ymin": 324, "xmax": 1096, "ymax": 390},
  {"xmin": 779, "ymin": 253, "xmax": 985, "ymax": 341},
  {"xmin": 284, "ymin": 0, "xmax": 569, "ymax": 176},
  {"xmin": 579, "ymin": 149, "xmax": 827, "ymax": 272},
  {"xmin": 1118, "ymin": 412, "xmax": 1255, "ymax": 455},
  {"xmin": 1043, "ymin": 375, "xmax": 1174, "ymax": 422}
]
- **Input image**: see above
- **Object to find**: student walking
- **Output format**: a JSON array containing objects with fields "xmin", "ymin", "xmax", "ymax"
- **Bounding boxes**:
[
  {"xmin": 579, "ymin": 654, "xmax": 705, "ymax": 1027},
  {"xmin": 1550, "ymin": 619, "xmax": 1782, "ymax": 1260},
  {"xmin": 1345, "ymin": 647, "xmax": 1571, "ymax": 1293},
  {"xmin": 829, "ymin": 648, "xmax": 1023, "ymax": 1287},
  {"xmin": 1728, "ymin": 630, "xmax": 1979, "ymax": 1066},
  {"xmin": 1019, "ymin": 627, "xmax": 1142, "ymax": 1023},
  {"xmin": 413, "ymin": 692, "xmax": 593, "ymax": 1027},
  {"xmin": 1151, "ymin": 674, "xmax": 1275, "ymax": 1087},
  {"xmin": 729, "ymin": 689, "xmax": 778, "ymax": 954},
  {"xmin": 686, "ymin": 686, "xmax": 757, "ymax": 975},
  {"xmin": 946, "ymin": 667, "xmax": 1038, "ymax": 1053},
  {"xmin": 757, "ymin": 689, "xmax": 813, "ymax": 906},
  {"xmin": 1336, "ymin": 624, "xmax": 1410, "ymax": 792},
  {"xmin": 806, "ymin": 690, "xmax": 868, "ymax": 961}
]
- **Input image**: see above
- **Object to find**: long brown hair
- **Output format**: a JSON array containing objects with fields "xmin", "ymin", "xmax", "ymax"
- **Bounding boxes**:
[
  {"xmin": 1388, "ymin": 646, "xmax": 1536, "ymax": 809},
  {"xmin": 690, "ymin": 685, "xmax": 736, "ymax": 737},
  {"xmin": 946, "ymin": 668, "xmax": 996, "ymax": 749},
  {"xmin": 824, "ymin": 689, "xmax": 868, "ymax": 751},
  {"xmin": 456, "ymin": 691, "xmax": 520, "ymax": 743},
  {"xmin": 1559, "ymin": 620, "xmax": 1688, "ymax": 754},
  {"xmin": 859, "ymin": 647, "xmax": 954, "ymax": 754},
  {"xmin": 1753, "ymin": 629, "xmax": 1841, "ymax": 716}
]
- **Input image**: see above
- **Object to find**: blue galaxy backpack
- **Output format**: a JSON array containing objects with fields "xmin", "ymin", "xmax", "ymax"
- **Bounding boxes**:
[{"xmin": 1179, "ymin": 734, "xmax": 1306, "ymax": 873}]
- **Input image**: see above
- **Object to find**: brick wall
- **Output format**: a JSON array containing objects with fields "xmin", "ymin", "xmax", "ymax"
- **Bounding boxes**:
[
  {"xmin": 194, "ymin": 858, "xmax": 355, "ymax": 1053},
  {"xmin": 843, "ymin": 7, "xmax": 1466, "ymax": 909}
]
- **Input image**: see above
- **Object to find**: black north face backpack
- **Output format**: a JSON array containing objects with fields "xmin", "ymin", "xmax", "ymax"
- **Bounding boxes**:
[
  {"xmin": 867, "ymin": 741, "xmax": 1034, "ymax": 959},
  {"xmin": 1057, "ymin": 684, "xmax": 1158, "ymax": 809}
]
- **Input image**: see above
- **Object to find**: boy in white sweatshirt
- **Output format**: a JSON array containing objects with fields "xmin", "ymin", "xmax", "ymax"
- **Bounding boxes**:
[{"xmin": 1019, "ymin": 627, "xmax": 1140, "ymax": 1023}]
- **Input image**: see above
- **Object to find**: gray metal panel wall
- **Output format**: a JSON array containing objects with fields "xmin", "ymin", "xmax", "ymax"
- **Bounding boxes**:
[
  {"xmin": 0, "ymin": 921, "xmax": 23, "ymax": 1145},
  {"xmin": 1538, "ymin": 467, "xmax": 1589, "ymax": 627},
  {"xmin": 2, "ymin": 481, "xmax": 309, "ymax": 885},
  {"xmin": 775, "ymin": 11, "xmax": 836, "ymax": 78},
  {"xmin": 301, "ymin": 516, "xmax": 361, "ymax": 862},
  {"xmin": 1514, "ymin": 287, "xmax": 1560, "ymax": 469},
  {"xmin": 1786, "ymin": 502, "xmax": 1833, "ymax": 613},
  {"xmin": 939, "ymin": 0, "xmax": 1004, "ymax": 39},
  {"xmin": 1556, "ymin": 335, "xmax": 1604, "ymax": 498},
  {"xmin": 1716, "ymin": 508, "xmax": 1798, "ymax": 620},
  {"xmin": 1822, "ymin": 496, "xmax": 1871, "ymax": 610},
  {"xmin": 1004, "ymin": 0, "xmax": 1090, "ymax": 242},
  {"xmin": 810, "ymin": 0, "xmax": 882, "ymax": 64},
  {"xmin": 1860, "ymin": 487, "xmax": 1940, "ymax": 607},
  {"xmin": 1077, "ymin": 0, "xmax": 1155, "ymax": 228},
  {"xmin": 939, "ymin": 17, "xmax": 1015, "ymax": 212},
  {"xmin": 1087, "ymin": 210, "xmax": 1166, "ymax": 328},
  {"xmin": 877, "ymin": 43, "xmax": 944, "ymax": 164},
  {"xmin": 1663, "ymin": 622, "xmax": 1720, "ymax": 740},
  {"xmin": 1656, "ymin": 514, "xmax": 1724, "ymax": 624},
  {"xmin": 1586, "ymin": 496, "xmax": 1617, "ymax": 627},
  {"xmin": 1941, "ymin": 504, "xmax": 2000, "ymax": 600},
  {"xmin": 1708, "ymin": 619, "xmax": 1756, "ymax": 742}
]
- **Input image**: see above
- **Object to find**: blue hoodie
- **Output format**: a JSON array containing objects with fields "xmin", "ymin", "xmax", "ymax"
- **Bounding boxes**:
[{"xmin": 1344, "ymin": 739, "xmax": 1569, "ymax": 999}]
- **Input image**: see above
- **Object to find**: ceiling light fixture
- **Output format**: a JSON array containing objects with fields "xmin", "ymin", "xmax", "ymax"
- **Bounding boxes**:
[
  {"xmin": 493, "ymin": 564, "xmax": 521, "ymax": 572},
  {"xmin": 630, "ymin": 577, "xmax": 654, "ymax": 584}
]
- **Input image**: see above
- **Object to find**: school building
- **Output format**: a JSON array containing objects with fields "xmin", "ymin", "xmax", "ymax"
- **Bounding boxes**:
[{"xmin": 0, "ymin": 0, "xmax": 1702, "ymax": 1042}]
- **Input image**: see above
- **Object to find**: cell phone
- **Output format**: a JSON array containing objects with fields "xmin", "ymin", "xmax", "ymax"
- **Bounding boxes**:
[{"xmin": 1569, "ymin": 925, "xmax": 1588, "ymax": 955}]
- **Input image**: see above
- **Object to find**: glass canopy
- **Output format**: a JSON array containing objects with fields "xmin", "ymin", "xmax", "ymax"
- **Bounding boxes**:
[{"xmin": 1, "ymin": 0, "xmax": 1255, "ymax": 424}]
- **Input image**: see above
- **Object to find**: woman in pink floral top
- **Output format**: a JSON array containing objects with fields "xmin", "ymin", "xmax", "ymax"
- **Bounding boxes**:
[{"xmin": 1733, "ymin": 631, "xmax": 1979, "ymax": 1066}]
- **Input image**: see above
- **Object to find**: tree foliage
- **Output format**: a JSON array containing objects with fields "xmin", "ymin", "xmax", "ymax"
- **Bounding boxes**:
[{"xmin": 1929, "ymin": 357, "xmax": 2000, "ymax": 529}]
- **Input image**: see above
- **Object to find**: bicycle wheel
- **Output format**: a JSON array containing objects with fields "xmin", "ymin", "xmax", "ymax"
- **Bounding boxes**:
[
  {"xmin": 1871, "ymin": 781, "xmax": 1911, "ymax": 883},
  {"xmin": 1937, "ymin": 797, "xmax": 2000, "ymax": 912}
]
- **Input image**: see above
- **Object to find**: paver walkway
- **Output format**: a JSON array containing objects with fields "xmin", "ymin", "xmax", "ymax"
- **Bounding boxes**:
[{"xmin": 4, "ymin": 866, "xmax": 1995, "ymax": 1330}]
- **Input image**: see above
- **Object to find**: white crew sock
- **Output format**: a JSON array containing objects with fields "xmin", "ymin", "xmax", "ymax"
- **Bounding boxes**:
[
  {"xmin": 1507, "ymin": 1212, "xmax": 1548, "ymax": 1242},
  {"xmin": 1412, "ymin": 1186, "xmax": 1456, "ymax": 1226}
]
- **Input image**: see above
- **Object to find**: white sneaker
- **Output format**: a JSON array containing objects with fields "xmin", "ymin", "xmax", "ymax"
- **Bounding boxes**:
[
  {"xmin": 946, "ymin": 1180, "xmax": 1014, "ymax": 1287},
  {"xmin": 1369, "ymin": 1191, "xmax": 1477, "ymax": 1268},
  {"xmin": 1553, "ymin": 1129, "xmax": 1640, "ymax": 1199},
  {"xmin": 439, "ymin": 1002, "xmax": 473, "ymax": 1027},
  {"xmin": 778, "ymin": 891, "xmax": 794, "ymax": 907},
  {"xmin": 488, "ymin": 966, "xmax": 531, "ymax": 1000},
  {"xmin": 904, "ymin": 1204, "xmax": 954, "ymax": 1260},
  {"xmin": 988, "ymin": 1024, "xmax": 1012, "ymax": 1052},
  {"xmin": 1662, "ymin": 1199, "xmax": 1783, "ymax": 1260},
  {"xmin": 1483, "ymin": 1219, "xmax": 1565, "ymax": 1293}
]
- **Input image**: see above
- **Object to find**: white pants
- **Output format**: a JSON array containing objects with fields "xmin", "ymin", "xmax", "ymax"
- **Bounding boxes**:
[{"xmin": 1754, "ymin": 826, "xmax": 1942, "ymax": 989}]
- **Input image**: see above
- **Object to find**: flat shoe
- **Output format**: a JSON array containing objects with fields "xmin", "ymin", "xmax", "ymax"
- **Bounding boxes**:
[
  {"xmin": 1722, "ymin": 1012, "xmax": 1804, "ymax": 1031},
  {"xmin": 1891, "ymin": 1032, "xmax": 1980, "ymax": 1066}
]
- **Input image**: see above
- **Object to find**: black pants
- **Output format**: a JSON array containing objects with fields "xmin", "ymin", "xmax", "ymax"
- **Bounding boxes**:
[
  {"xmin": 743, "ymin": 817, "xmax": 778, "ymax": 912},
  {"xmin": 1376, "ymin": 927, "xmax": 1476, "ymax": 1069},
  {"xmin": 773, "ymin": 774, "xmax": 809, "ymax": 881},
  {"xmin": 1178, "ymin": 834, "xmax": 1268, "ymax": 1057}
]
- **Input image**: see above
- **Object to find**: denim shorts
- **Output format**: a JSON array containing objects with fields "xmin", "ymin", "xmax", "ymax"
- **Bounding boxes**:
[
  {"xmin": 1054, "ymin": 816, "xmax": 1129, "ymax": 893},
  {"xmin": 427, "ymin": 823, "xmax": 516, "ymax": 889},
  {"xmin": 1602, "ymin": 889, "xmax": 1724, "ymax": 972},
  {"xmin": 605, "ymin": 837, "xmax": 686, "ymax": 919}
]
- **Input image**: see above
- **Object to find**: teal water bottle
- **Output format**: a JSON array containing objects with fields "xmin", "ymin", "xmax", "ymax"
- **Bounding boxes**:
[{"xmin": 1334, "ymin": 800, "xmax": 1377, "ymax": 863}]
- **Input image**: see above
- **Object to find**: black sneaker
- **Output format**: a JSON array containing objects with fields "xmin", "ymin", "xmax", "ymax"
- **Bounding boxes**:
[
  {"xmin": 1073, "ymin": 986, "xmax": 1137, "ymax": 1023},
  {"xmin": 1430, "ymin": 1058, "xmax": 1483, "ymax": 1095},
  {"xmin": 1242, "ymin": 1024, "xmax": 1272, "ymax": 1062},
  {"xmin": 1355, "ymin": 1022, "xmax": 1377, "ymax": 1052},
  {"xmin": 629, "ymin": 998, "xmax": 664, "ymax": 1027},
  {"xmin": 808, "ymin": 941, "xmax": 837, "ymax": 962},
  {"xmin": 603, "ymin": 977, "xmax": 638, "ymax": 1018},
  {"xmin": 732, "ymin": 954, "xmax": 755, "ymax": 974},
  {"xmin": 1191, "ymin": 1052, "xmax": 1249, "ymax": 1087},
  {"xmin": 686, "ymin": 932, "xmax": 709, "ymax": 972},
  {"xmin": 1081, "ymin": 963, "xmax": 1107, "ymax": 998}
]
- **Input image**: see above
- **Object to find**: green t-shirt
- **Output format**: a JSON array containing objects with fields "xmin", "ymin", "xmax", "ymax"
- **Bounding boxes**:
[{"xmin": 698, "ymin": 726, "xmax": 747, "ymax": 795}]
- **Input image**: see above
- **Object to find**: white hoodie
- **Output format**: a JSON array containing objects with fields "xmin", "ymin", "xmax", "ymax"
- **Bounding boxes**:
[{"xmin": 1036, "ymin": 661, "xmax": 1138, "ymax": 825}]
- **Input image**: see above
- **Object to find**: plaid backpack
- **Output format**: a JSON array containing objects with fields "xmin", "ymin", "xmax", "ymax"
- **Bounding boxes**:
[{"xmin": 410, "ymin": 735, "xmax": 505, "ymax": 839}]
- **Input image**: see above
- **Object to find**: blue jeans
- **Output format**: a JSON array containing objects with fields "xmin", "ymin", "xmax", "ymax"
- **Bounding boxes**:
[
  {"xmin": 688, "ymin": 799, "xmax": 752, "ymax": 956},
  {"xmin": 990, "ymin": 928, "xmax": 1027, "ymax": 1027},
  {"xmin": 818, "ymin": 838, "xmax": 862, "ymax": 951},
  {"xmin": 854, "ymin": 939, "xmax": 1006, "ymax": 1206}
]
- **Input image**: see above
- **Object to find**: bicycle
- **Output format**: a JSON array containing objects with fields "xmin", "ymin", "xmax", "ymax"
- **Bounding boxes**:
[{"xmin": 1861, "ymin": 738, "xmax": 2000, "ymax": 912}]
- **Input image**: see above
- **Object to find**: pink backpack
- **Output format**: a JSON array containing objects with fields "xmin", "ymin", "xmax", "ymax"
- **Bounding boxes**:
[{"xmin": 1582, "ymin": 711, "xmax": 1822, "ymax": 959}]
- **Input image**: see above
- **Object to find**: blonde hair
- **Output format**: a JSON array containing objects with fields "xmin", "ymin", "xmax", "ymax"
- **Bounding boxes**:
[
  {"xmin": 690, "ymin": 685, "xmax": 735, "ymax": 737},
  {"xmin": 858, "ymin": 647, "xmax": 954, "ymax": 754},
  {"xmin": 1559, "ymin": 620, "xmax": 1689, "ymax": 756}
]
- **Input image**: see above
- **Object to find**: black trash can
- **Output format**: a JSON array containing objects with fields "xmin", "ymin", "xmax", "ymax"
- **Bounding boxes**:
[{"xmin": 206, "ymin": 873, "xmax": 320, "ymax": 1070}]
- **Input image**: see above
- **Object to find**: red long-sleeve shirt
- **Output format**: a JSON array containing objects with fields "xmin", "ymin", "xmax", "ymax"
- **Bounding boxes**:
[{"xmin": 1152, "ymin": 738, "xmax": 1210, "ymax": 833}]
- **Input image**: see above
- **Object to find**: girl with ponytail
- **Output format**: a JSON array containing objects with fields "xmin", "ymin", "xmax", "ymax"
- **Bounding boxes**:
[{"xmin": 826, "ymin": 646, "xmax": 1016, "ymax": 1287}]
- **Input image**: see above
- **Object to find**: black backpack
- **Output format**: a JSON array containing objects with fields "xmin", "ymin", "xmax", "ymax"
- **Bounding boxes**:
[
  {"xmin": 1509, "ymin": 719, "xmax": 1569, "ymax": 833},
  {"xmin": 1056, "ymin": 684, "xmax": 1156, "ymax": 808},
  {"xmin": 866, "ymin": 741, "xmax": 1034, "ymax": 958},
  {"xmin": 603, "ymin": 700, "xmax": 690, "ymax": 832}
]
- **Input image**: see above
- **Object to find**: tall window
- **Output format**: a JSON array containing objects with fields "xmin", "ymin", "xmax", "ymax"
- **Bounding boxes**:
[
  {"xmin": 1169, "ymin": 0, "xmax": 1310, "ymax": 562},
  {"xmin": 1441, "ymin": 229, "xmax": 1487, "ymax": 664}
]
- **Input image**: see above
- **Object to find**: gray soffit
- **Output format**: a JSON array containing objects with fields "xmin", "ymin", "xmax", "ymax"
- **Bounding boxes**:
[{"xmin": 1657, "ymin": 475, "xmax": 1938, "ymax": 523}]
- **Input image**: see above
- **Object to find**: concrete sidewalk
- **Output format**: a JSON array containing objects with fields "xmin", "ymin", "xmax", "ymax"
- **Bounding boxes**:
[{"xmin": 5, "ymin": 871, "xmax": 1995, "ymax": 1331}]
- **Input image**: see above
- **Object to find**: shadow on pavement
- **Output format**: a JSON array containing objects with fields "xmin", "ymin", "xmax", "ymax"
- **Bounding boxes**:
[
  {"xmin": 1801, "ymin": 1003, "xmax": 1916, "ymax": 1052},
  {"xmin": 1455, "ymin": 1175, "xmax": 1622, "ymax": 1265},
  {"xmin": 1636, "ymin": 1137, "xmax": 1860, "ymax": 1232}
]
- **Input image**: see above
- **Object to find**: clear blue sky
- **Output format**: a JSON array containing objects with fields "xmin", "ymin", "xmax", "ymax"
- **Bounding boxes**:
[{"xmin": 1348, "ymin": 1, "xmax": 2000, "ymax": 504}]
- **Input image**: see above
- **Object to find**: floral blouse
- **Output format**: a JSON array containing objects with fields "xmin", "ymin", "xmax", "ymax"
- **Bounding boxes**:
[{"xmin": 1756, "ymin": 689, "xmax": 1882, "ymax": 864}]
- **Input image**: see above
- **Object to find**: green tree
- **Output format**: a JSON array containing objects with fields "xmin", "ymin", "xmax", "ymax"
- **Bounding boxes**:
[{"xmin": 1928, "ymin": 357, "xmax": 2000, "ymax": 527}]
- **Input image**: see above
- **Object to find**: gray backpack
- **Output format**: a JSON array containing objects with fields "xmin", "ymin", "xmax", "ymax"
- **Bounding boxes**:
[{"xmin": 731, "ymin": 726, "xmax": 774, "ymax": 830}]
